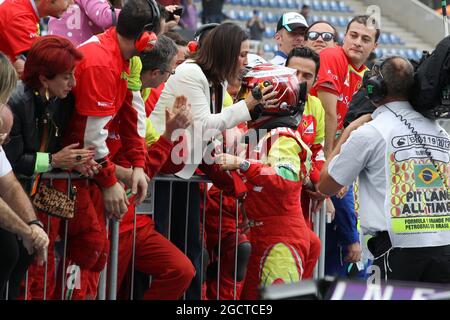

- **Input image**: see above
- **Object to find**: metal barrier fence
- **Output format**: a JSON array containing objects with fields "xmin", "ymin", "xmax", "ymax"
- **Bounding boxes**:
[{"xmin": 6, "ymin": 172, "xmax": 327, "ymax": 300}]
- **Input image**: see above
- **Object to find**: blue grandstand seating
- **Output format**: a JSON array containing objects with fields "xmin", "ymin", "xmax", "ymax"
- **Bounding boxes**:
[
  {"xmin": 312, "ymin": 1, "xmax": 322, "ymax": 11},
  {"xmin": 263, "ymin": 43, "xmax": 273, "ymax": 52},
  {"xmin": 276, "ymin": 0, "xmax": 285, "ymax": 8},
  {"xmin": 338, "ymin": 1, "xmax": 352, "ymax": 12},
  {"xmin": 222, "ymin": 0, "xmax": 421, "ymax": 63},
  {"xmin": 264, "ymin": 27, "xmax": 276, "ymax": 38},
  {"xmin": 330, "ymin": 0, "xmax": 339, "ymax": 12},
  {"xmin": 268, "ymin": 0, "xmax": 278, "ymax": 7},
  {"xmin": 328, "ymin": 15, "xmax": 338, "ymax": 26},
  {"xmin": 266, "ymin": 11, "xmax": 276, "ymax": 23},
  {"xmin": 380, "ymin": 33, "xmax": 390, "ymax": 45},
  {"xmin": 227, "ymin": 9, "xmax": 238, "ymax": 20},
  {"xmin": 288, "ymin": 0, "xmax": 297, "ymax": 9},
  {"xmin": 374, "ymin": 48, "xmax": 382, "ymax": 58},
  {"xmin": 337, "ymin": 15, "xmax": 347, "ymax": 27},
  {"xmin": 321, "ymin": 1, "xmax": 330, "ymax": 12}
]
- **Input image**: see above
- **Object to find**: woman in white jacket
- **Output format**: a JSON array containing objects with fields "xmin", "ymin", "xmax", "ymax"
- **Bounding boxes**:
[{"xmin": 151, "ymin": 22, "xmax": 276, "ymax": 178}]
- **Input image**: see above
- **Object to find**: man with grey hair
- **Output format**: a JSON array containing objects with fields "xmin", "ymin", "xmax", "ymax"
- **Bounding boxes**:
[
  {"xmin": 318, "ymin": 56, "xmax": 450, "ymax": 284},
  {"xmin": 139, "ymin": 35, "xmax": 179, "ymax": 90}
]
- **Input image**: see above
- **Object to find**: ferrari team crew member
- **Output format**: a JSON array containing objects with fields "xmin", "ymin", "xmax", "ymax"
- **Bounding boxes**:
[
  {"xmin": 60, "ymin": 0, "xmax": 160, "ymax": 299},
  {"xmin": 0, "ymin": 0, "xmax": 72, "ymax": 75}
]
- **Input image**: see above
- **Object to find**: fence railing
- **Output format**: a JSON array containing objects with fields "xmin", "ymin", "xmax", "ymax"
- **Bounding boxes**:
[{"xmin": 8, "ymin": 172, "xmax": 327, "ymax": 300}]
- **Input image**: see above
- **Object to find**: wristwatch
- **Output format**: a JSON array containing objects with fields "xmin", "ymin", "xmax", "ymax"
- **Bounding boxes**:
[
  {"xmin": 28, "ymin": 219, "xmax": 45, "ymax": 230},
  {"xmin": 239, "ymin": 159, "xmax": 250, "ymax": 172}
]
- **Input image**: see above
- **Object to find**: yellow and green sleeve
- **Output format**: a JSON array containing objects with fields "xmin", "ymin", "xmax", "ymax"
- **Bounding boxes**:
[
  {"xmin": 145, "ymin": 118, "xmax": 161, "ymax": 147},
  {"xmin": 267, "ymin": 136, "xmax": 302, "ymax": 182},
  {"xmin": 307, "ymin": 95, "xmax": 325, "ymax": 145},
  {"xmin": 128, "ymin": 56, "xmax": 143, "ymax": 91}
]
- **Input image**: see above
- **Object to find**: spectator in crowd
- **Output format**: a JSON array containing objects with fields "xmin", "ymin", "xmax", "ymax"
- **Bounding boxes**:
[
  {"xmin": 310, "ymin": 15, "xmax": 379, "ymax": 278},
  {"xmin": 0, "ymin": 0, "xmax": 72, "ymax": 75},
  {"xmin": 318, "ymin": 56, "xmax": 450, "ymax": 284},
  {"xmin": 160, "ymin": 3, "xmax": 183, "ymax": 33},
  {"xmin": 48, "ymin": 0, "xmax": 121, "ymax": 47},
  {"xmin": 271, "ymin": 12, "xmax": 308, "ymax": 65},
  {"xmin": 246, "ymin": 10, "xmax": 266, "ymax": 41},
  {"xmin": 150, "ymin": 22, "xmax": 276, "ymax": 299},
  {"xmin": 300, "ymin": 4, "xmax": 312, "ymax": 25},
  {"xmin": 108, "ymin": 35, "xmax": 195, "ymax": 300},
  {"xmin": 59, "ymin": 0, "xmax": 160, "ymax": 299},
  {"xmin": 180, "ymin": 0, "xmax": 198, "ymax": 32},
  {"xmin": 0, "ymin": 53, "xmax": 49, "ymax": 300},
  {"xmin": 202, "ymin": 0, "xmax": 224, "ymax": 24},
  {"xmin": 304, "ymin": 21, "xmax": 338, "ymax": 54},
  {"xmin": 4, "ymin": 35, "xmax": 99, "ymax": 300},
  {"xmin": 47, "ymin": 1, "xmax": 181, "ymax": 47}
]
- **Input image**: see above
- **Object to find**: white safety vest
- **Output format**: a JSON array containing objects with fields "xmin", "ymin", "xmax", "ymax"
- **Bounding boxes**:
[{"xmin": 371, "ymin": 105, "xmax": 450, "ymax": 248}]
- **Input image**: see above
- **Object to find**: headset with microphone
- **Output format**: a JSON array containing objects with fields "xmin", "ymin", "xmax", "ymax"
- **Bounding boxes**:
[
  {"xmin": 187, "ymin": 23, "xmax": 219, "ymax": 54},
  {"xmin": 365, "ymin": 55, "xmax": 410, "ymax": 103},
  {"xmin": 134, "ymin": 0, "xmax": 160, "ymax": 52}
]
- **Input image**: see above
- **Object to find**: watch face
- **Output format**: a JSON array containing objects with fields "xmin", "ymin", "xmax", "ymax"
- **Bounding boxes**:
[{"xmin": 240, "ymin": 160, "xmax": 250, "ymax": 171}]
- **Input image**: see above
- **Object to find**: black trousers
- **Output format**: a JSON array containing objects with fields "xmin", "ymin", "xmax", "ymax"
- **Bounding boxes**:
[
  {"xmin": 372, "ymin": 243, "xmax": 450, "ymax": 284},
  {"xmin": 0, "ymin": 227, "xmax": 33, "ymax": 299}
]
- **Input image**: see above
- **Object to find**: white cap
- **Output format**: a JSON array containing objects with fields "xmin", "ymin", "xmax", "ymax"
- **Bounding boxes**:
[{"xmin": 277, "ymin": 12, "xmax": 308, "ymax": 32}]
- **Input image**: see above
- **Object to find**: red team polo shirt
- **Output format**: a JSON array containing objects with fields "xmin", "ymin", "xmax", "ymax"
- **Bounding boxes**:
[
  {"xmin": 310, "ymin": 46, "xmax": 367, "ymax": 134},
  {"xmin": 0, "ymin": 0, "xmax": 40, "ymax": 61},
  {"xmin": 72, "ymin": 27, "xmax": 129, "ymax": 117},
  {"xmin": 65, "ymin": 27, "xmax": 132, "ymax": 188}
]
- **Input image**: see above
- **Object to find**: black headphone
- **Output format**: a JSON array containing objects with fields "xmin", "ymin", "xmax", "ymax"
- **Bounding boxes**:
[
  {"xmin": 134, "ymin": 0, "xmax": 160, "ymax": 52},
  {"xmin": 365, "ymin": 55, "xmax": 409, "ymax": 103},
  {"xmin": 187, "ymin": 23, "xmax": 219, "ymax": 53}
]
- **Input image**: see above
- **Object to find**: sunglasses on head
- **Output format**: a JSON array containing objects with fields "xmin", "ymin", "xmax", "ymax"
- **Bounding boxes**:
[{"xmin": 306, "ymin": 31, "xmax": 335, "ymax": 42}]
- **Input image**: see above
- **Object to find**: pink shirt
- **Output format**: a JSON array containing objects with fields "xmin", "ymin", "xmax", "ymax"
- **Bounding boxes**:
[{"xmin": 48, "ymin": 0, "xmax": 120, "ymax": 46}]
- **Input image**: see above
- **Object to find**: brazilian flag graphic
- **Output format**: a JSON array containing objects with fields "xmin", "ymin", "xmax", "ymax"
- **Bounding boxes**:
[{"xmin": 414, "ymin": 164, "xmax": 443, "ymax": 188}]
